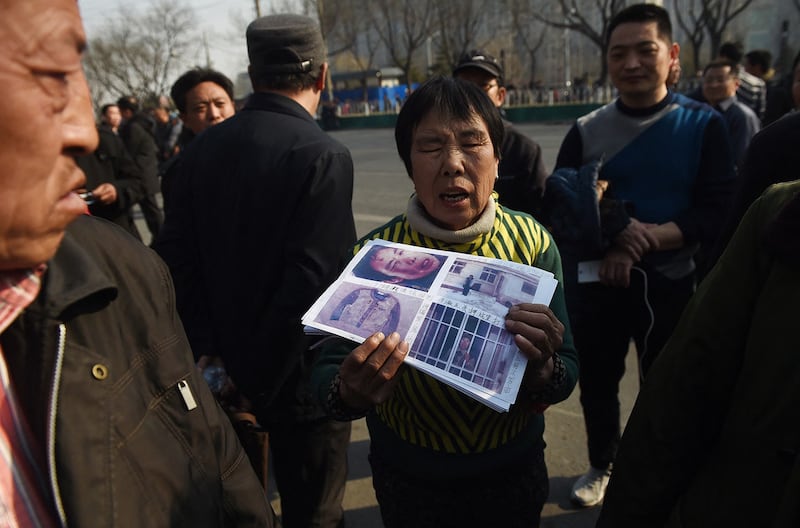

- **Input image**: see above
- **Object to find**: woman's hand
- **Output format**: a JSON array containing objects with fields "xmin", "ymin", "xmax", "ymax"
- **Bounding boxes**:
[
  {"xmin": 505, "ymin": 304, "xmax": 564, "ymax": 390},
  {"xmin": 338, "ymin": 331, "xmax": 409, "ymax": 411}
]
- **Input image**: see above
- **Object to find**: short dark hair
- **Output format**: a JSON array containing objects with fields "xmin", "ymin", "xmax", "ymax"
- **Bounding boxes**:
[
  {"xmin": 606, "ymin": 3, "xmax": 672, "ymax": 48},
  {"xmin": 249, "ymin": 68, "xmax": 320, "ymax": 93},
  {"xmin": 394, "ymin": 76, "xmax": 504, "ymax": 178},
  {"xmin": 718, "ymin": 42, "xmax": 744, "ymax": 64},
  {"xmin": 100, "ymin": 103, "xmax": 118, "ymax": 115},
  {"xmin": 745, "ymin": 49, "xmax": 772, "ymax": 73},
  {"xmin": 170, "ymin": 68, "xmax": 234, "ymax": 114},
  {"xmin": 703, "ymin": 60, "xmax": 738, "ymax": 77},
  {"xmin": 116, "ymin": 95, "xmax": 139, "ymax": 113}
]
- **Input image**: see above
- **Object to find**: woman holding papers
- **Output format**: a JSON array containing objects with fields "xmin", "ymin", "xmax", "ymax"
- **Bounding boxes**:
[{"xmin": 310, "ymin": 77, "xmax": 578, "ymax": 528}]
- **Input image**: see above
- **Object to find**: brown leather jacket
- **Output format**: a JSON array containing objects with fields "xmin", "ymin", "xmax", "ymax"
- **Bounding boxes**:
[{"xmin": 1, "ymin": 215, "xmax": 276, "ymax": 527}]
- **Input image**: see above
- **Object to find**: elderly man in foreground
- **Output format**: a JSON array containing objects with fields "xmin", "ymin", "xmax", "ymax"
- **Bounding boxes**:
[{"xmin": 0, "ymin": 1, "xmax": 275, "ymax": 525}]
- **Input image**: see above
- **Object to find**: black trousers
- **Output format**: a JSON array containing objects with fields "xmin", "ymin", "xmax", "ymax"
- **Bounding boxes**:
[
  {"xmin": 568, "ymin": 265, "xmax": 695, "ymax": 470},
  {"xmin": 268, "ymin": 417, "xmax": 351, "ymax": 528},
  {"xmin": 370, "ymin": 442, "xmax": 549, "ymax": 528}
]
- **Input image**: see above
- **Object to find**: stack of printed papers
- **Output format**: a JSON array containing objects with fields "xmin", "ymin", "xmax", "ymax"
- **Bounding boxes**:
[{"xmin": 303, "ymin": 240, "xmax": 558, "ymax": 412}]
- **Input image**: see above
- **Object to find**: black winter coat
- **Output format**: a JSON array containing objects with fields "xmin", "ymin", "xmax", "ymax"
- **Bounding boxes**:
[
  {"xmin": 119, "ymin": 114, "xmax": 160, "ymax": 194},
  {"xmin": 495, "ymin": 120, "xmax": 548, "ymax": 219},
  {"xmin": 154, "ymin": 92, "xmax": 357, "ymax": 421},
  {"xmin": 76, "ymin": 127, "xmax": 145, "ymax": 238}
]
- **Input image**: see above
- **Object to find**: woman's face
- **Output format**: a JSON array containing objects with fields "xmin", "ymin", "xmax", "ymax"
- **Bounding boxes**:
[
  {"xmin": 409, "ymin": 110, "xmax": 498, "ymax": 231},
  {"xmin": 370, "ymin": 247, "xmax": 440, "ymax": 280}
]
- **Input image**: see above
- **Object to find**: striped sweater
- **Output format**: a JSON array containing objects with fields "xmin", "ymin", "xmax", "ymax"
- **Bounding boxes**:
[{"xmin": 312, "ymin": 200, "xmax": 578, "ymax": 478}]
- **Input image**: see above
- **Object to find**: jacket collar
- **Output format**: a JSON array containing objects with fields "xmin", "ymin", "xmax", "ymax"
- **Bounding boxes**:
[
  {"xmin": 243, "ymin": 91, "xmax": 317, "ymax": 125},
  {"xmin": 38, "ymin": 218, "xmax": 117, "ymax": 319},
  {"xmin": 616, "ymin": 90, "xmax": 675, "ymax": 118}
]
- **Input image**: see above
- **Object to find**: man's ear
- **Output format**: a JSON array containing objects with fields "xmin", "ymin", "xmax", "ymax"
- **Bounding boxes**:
[
  {"xmin": 496, "ymin": 86, "xmax": 507, "ymax": 107},
  {"xmin": 316, "ymin": 63, "xmax": 328, "ymax": 92},
  {"xmin": 669, "ymin": 42, "xmax": 681, "ymax": 67}
]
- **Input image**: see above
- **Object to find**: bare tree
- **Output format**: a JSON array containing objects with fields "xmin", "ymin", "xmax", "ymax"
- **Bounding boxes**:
[
  {"xmin": 84, "ymin": 0, "xmax": 198, "ymax": 108},
  {"xmin": 300, "ymin": 0, "xmax": 356, "ymax": 58},
  {"xmin": 343, "ymin": 1, "xmax": 381, "ymax": 73},
  {"xmin": 531, "ymin": 0, "xmax": 627, "ymax": 84},
  {"xmin": 672, "ymin": 0, "xmax": 707, "ymax": 75},
  {"xmin": 297, "ymin": 0, "xmax": 362, "ymax": 100},
  {"xmin": 507, "ymin": 0, "xmax": 549, "ymax": 86},
  {"xmin": 701, "ymin": 0, "xmax": 756, "ymax": 58},
  {"xmin": 433, "ymin": 0, "xmax": 491, "ymax": 75},
  {"xmin": 369, "ymin": 0, "xmax": 436, "ymax": 90},
  {"xmin": 324, "ymin": 0, "xmax": 382, "ymax": 101}
]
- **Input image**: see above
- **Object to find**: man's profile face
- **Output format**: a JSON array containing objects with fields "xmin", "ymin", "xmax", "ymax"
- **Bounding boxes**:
[
  {"xmin": 0, "ymin": 0, "xmax": 98, "ymax": 270},
  {"xmin": 702, "ymin": 65, "xmax": 738, "ymax": 106},
  {"xmin": 369, "ymin": 247, "xmax": 441, "ymax": 281},
  {"xmin": 607, "ymin": 21, "xmax": 678, "ymax": 107},
  {"xmin": 180, "ymin": 81, "xmax": 235, "ymax": 135}
]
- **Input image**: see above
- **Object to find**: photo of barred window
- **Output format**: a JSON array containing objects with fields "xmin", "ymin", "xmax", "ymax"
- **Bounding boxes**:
[{"xmin": 410, "ymin": 303, "xmax": 517, "ymax": 390}]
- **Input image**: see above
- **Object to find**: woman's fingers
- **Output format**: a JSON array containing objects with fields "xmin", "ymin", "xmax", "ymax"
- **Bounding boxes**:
[{"xmin": 339, "ymin": 332, "xmax": 409, "ymax": 408}]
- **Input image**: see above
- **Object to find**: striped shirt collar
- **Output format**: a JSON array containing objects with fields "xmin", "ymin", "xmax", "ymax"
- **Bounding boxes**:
[{"xmin": 0, "ymin": 265, "xmax": 46, "ymax": 335}]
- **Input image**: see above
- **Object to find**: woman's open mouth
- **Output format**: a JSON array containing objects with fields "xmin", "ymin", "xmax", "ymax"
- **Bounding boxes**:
[{"xmin": 441, "ymin": 191, "xmax": 468, "ymax": 203}]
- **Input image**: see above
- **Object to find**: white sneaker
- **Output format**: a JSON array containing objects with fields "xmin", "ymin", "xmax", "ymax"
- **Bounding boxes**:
[{"xmin": 570, "ymin": 467, "xmax": 611, "ymax": 507}]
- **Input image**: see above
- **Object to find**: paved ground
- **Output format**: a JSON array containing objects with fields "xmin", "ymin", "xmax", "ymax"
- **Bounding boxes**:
[
  {"xmin": 137, "ymin": 121, "xmax": 642, "ymax": 527},
  {"xmin": 267, "ymin": 351, "xmax": 638, "ymax": 528}
]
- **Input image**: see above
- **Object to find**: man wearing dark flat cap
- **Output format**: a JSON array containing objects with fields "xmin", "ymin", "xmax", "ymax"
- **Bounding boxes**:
[
  {"xmin": 154, "ymin": 13, "xmax": 355, "ymax": 528},
  {"xmin": 454, "ymin": 50, "xmax": 549, "ymax": 221}
]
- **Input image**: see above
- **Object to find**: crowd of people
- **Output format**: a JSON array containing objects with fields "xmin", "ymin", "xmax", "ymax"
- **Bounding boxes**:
[{"xmin": 1, "ymin": 0, "xmax": 799, "ymax": 527}]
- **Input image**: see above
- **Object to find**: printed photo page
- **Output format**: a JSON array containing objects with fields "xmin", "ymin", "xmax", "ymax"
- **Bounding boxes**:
[{"xmin": 302, "ymin": 240, "xmax": 559, "ymax": 412}]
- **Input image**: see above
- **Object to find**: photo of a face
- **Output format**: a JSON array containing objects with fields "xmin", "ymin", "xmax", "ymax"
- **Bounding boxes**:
[
  {"xmin": 369, "ymin": 247, "xmax": 441, "ymax": 280},
  {"xmin": 352, "ymin": 243, "xmax": 445, "ymax": 291}
]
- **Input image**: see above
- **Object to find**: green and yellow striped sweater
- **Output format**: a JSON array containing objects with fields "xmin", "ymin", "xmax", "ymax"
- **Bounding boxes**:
[{"xmin": 312, "ymin": 202, "xmax": 578, "ymax": 478}]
